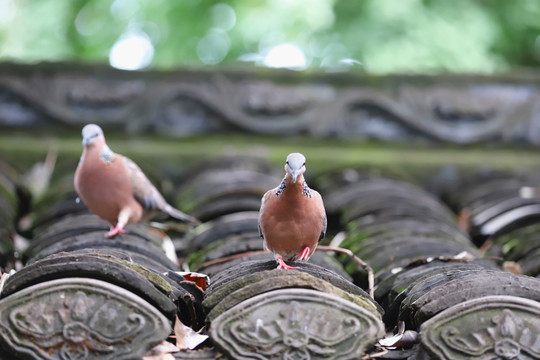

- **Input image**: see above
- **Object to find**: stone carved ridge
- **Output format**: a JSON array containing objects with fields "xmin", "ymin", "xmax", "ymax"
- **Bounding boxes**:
[
  {"xmin": 2, "ymin": 66, "xmax": 540, "ymax": 143},
  {"xmin": 0, "ymin": 277, "xmax": 171, "ymax": 360},
  {"xmin": 420, "ymin": 295, "xmax": 540, "ymax": 360}
]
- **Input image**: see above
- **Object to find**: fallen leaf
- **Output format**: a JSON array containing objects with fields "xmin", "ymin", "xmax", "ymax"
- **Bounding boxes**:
[
  {"xmin": 503, "ymin": 261, "xmax": 522, "ymax": 275},
  {"xmin": 379, "ymin": 322, "xmax": 418, "ymax": 349},
  {"xmin": 23, "ymin": 146, "xmax": 57, "ymax": 201},
  {"xmin": 453, "ymin": 251, "xmax": 476, "ymax": 261},
  {"xmin": 160, "ymin": 233, "xmax": 179, "ymax": 266},
  {"xmin": 142, "ymin": 340, "xmax": 179, "ymax": 360},
  {"xmin": 173, "ymin": 271, "xmax": 209, "ymax": 291},
  {"xmin": 0, "ymin": 270, "xmax": 14, "ymax": 296},
  {"xmin": 519, "ymin": 186, "xmax": 538, "ymax": 199},
  {"xmin": 174, "ymin": 316, "xmax": 208, "ymax": 350},
  {"xmin": 457, "ymin": 207, "xmax": 470, "ymax": 231}
]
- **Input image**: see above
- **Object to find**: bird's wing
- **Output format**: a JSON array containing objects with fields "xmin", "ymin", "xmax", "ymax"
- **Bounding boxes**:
[
  {"xmin": 313, "ymin": 190, "xmax": 327, "ymax": 242},
  {"xmin": 124, "ymin": 156, "xmax": 200, "ymax": 224},
  {"xmin": 320, "ymin": 215, "xmax": 327, "ymax": 242},
  {"xmin": 123, "ymin": 156, "xmax": 167, "ymax": 211},
  {"xmin": 260, "ymin": 190, "xmax": 272, "ymax": 207},
  {"xmin": 258, "ymin": 190, "xmax": 274, "ymax": 239}
]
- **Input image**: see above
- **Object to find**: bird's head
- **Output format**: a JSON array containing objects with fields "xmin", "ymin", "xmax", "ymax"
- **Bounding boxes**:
[
  {"xmin": 81, "ymin": 124, "xmax": 105, "ymax": 147},
  {"xmin": 285, "ymin": 153, "xmax": 306, "ymax": 183}
]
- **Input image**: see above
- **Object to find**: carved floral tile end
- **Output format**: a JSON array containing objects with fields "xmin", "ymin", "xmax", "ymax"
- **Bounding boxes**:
[
  {"xmin": 0, "ymin": 278, "xmax": 171, "ymax": 360},
  {"xmin": 420, "ymin": 295, "xmax": 540, "ymax": 360}
]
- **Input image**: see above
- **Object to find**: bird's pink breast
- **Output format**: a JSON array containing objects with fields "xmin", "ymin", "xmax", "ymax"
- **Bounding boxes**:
[
  {"xmin": 260, "ymin": 188, "xmax": 324, "ymax": 259},
  {"xmin": 75, "ymin": 152, "xmax": 141, "ymax": 225}
]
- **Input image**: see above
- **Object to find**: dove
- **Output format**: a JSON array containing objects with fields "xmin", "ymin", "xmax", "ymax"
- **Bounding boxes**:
[
  {"xmin": 258, "ymin": 153, "xmax": 327, "ymax": 269},
  {"xmin": 74, "ymin": 124, "xmax": 200, "ymax": 238}
]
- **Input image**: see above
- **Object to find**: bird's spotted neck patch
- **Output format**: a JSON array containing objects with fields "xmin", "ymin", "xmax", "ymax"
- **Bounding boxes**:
[
  {"xmin": 275, "ymin": 178, "xmax": 287, "ymax": 196},
  {"xmin": 100, "ymin": 145, "xmax": 116, "ymax": 165},
  {"xmin": 275, "ymin": 177, "xmax": 312, "ymax": 198},
  {"xmin": 303, "ymin": 181, "xmax": 312, "ymax": 198}
]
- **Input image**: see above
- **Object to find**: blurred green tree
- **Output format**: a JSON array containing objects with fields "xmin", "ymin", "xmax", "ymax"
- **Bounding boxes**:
[{"xmin": 0, "ymin": 0, "xmax": 539, "ymax": 73}]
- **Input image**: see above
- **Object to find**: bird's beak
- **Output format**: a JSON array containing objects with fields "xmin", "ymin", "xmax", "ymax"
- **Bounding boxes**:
[
  {"xmin": 292, "ymin": 169, "xmax": 300, "ymax": 183},
  {"xmin": 82, "ymin": 137, "xmax": 89, "ymax": 146}
]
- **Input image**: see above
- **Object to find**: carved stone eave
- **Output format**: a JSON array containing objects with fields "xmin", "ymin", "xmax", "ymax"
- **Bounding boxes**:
[
  {"xmin": 2, "ymin": 62, "xmax": 540, "ymax": 144},
  {"xmin": 210, "ymin": 288, "xmax": 384, "ymax": 360},
  {"xmin": 0, "ymin": 277, "xmax": 171, "ymax": 360},
  {"xmin": 420, "ymin": 295, "xmax": 540, "ymax": 360}
]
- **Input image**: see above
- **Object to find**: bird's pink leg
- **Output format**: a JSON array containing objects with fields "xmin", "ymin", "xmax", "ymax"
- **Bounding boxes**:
[
  {"xmin": 276, "ymin": 257, "xmax": 298, "ymax": 270},
  {"xmin": 295, "ymin": 246, "xmax": 311, "ymax": 261},
  {"xmin": 105, "ymin": 208, "xmax": 131, "ymax": 238},
  {"xmin": 105, "ymin": 222, "xmax": 126, "ymax": 238}
]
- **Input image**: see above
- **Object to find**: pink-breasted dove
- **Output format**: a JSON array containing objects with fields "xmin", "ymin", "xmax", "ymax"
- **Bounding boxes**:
[
  {"xmin": 258, "ymin": 153, "xmax": 327, "ymax": 269},
  {"xmin": 74, "ymin": 124, "xmax": 200, "ymax": 238}
]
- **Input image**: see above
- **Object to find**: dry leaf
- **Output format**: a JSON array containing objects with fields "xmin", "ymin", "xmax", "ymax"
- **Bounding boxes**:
[
  {"xmin": 174, "ymin": 316, "xmax": 208, "ymax": 350},
  {"xmin": 379, "ymin": 322, "xmax": 418, "ymax": 349},
  {"xmin": 519, "ymin": 186, "xmax": 538, "ymax": 199},
  {"xmin": 142, "ymin": 340, "xmax": 179, "ymax": 360},
  {"xmin": 141, "ymin": 227, "xmax": 180, "ymax": 266},
  {"xmin": 173, "ymin": 271, "xmax": 209, "ymax": 291},
  {"xmin": 457, "ymin": 207, "xmax": 470, "ymax": 231},
  {"xmin": 0, "ymin": 270, "xmax": 14, "ymax": 296},
  {"xmin": 503, "ymin": 261, "xmax": 522, "ymax": 275},
  {"xmin": 23, "ymin": 146, "xmax": 57, "ymax": 200},
  {"xmin": 160, "ymin": 234, "xmax": 179, "ymax": 266},
  {"xmin": 379, "ymin": 330, "xmax": 418, "ymax": 349}
]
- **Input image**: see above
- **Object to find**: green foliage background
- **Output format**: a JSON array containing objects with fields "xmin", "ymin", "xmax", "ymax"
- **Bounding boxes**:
[{"xmin": 1, "ymin": 0, "xmax": 540, "ymax": 73}]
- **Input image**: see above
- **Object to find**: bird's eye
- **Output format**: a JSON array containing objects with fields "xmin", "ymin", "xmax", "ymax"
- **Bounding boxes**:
[
  {"xmin": 286, "ymin": 161, "xmax": 289, "ymax": 164},
  {"xmin": 303, "ymin": 162, "xmax": 306, "ymax": 166}
]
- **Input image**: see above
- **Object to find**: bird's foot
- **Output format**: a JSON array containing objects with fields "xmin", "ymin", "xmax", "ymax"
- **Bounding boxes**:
[
  {"xmin": 276, "ymin": 257, "xmax": 298, "ymax": 270},
  {"xmin": 105, "ymin": 225, "xmax": 126, "ymax": 238},
  {"xmin": 294, "ymin": 246, "xmax": 311, "ymax": 262}
]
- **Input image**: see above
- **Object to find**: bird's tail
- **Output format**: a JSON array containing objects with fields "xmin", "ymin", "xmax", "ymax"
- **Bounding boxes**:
[{"xmin": 164, "ymin": 204, "xmax": 201, "ymax": 225}]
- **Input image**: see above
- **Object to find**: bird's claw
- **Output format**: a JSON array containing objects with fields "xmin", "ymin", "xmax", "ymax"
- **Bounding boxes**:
[
  {"xmin": 105, "ymin": 225, "xmax": 126, "ymax": 238},
  {"xmin": 276, "ymin": 257, "xmax": 298, "ymax": 270}
]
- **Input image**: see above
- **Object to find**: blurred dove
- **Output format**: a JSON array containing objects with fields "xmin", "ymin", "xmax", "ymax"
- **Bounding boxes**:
[{"xmin": 74, "ymin": 124, "xmax": 200, "ymax": 238}]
